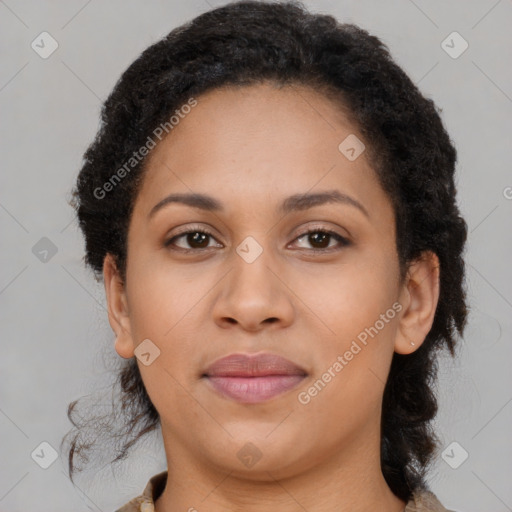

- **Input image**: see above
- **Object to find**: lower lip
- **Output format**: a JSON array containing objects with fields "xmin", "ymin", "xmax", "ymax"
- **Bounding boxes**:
[{"xmin": 205, "ymin": 375, "xmax": 306, "ymax": 403}]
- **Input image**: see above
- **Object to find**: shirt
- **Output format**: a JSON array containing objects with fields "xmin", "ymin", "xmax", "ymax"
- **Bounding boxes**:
[{"xmin": 114, "ymin": 471, "xmax": 454, "ymax": 512}]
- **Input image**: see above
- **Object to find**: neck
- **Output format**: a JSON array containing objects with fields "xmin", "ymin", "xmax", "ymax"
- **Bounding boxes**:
[{"xmin": 154, "ymin": 424, "xmax": 406, "ymax": 512}]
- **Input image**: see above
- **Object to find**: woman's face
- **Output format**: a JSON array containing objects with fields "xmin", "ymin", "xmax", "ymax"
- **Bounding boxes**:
[{"xmin": 107, "ymin": 82, "xmax": 417, "ymax": 479}]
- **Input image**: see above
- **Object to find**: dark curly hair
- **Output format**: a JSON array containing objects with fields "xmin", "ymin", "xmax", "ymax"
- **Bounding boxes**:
[{"xmin": 62, "ymin": 0, "xmax": 468, "ymax": 502}]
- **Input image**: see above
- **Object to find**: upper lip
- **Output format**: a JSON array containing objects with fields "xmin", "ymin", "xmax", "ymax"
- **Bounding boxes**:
[{"xmin": 204, "ymin": 353, "xmax": 308, "ymax": 377}]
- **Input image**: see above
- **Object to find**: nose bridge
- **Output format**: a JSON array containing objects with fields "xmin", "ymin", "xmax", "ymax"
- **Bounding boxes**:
[
  {"xmin": 230, "ymin": 236, "xmax": 279, "ymax": 301},
  {"xmin": 213, "ymin": 235, "xmax": 294, "ymax": 329}
]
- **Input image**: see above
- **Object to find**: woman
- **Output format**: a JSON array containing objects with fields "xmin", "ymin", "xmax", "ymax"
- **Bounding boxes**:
[{"xmin": 63, "ymin": 1, "xmax": 467, "ymax": 511}]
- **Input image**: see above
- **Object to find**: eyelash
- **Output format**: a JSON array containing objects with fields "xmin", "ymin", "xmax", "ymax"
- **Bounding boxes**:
[{"xmin": 164, "ymin": 225, "xmax": 351, "ymax": 253}]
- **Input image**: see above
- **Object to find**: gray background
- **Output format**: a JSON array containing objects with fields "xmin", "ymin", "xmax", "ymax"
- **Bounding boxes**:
[{"xmin": 1, "ymin": 0, "xmax": 511, "ymax": 510}]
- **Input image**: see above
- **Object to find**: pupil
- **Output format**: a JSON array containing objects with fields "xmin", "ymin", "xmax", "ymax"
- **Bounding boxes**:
[
  {"xmin": 188, "ymin": 232, "xmax": 209, "ymax": 248},
  {"xmin": 310, "ymin": 232, "xmax": 329, "ymax": 248}
]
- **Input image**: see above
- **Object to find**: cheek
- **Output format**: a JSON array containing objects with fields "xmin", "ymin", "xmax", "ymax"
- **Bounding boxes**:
[
  {"xmin": 295, "ymin": 252, "xmax": 399, "ymax": 344},
  {"xmin": 125, "ymin": 261, "xmax": 207, "ymax": 405},
  {"xmin": 125, "ymin": 256, "xmax": 211, "ymax": 340},
  {"xmin": 292, "ymin": 251, "xmax": 400, "ymax": 410},
  {"xmin": 293, "ymin": 267, "xmax": 398, "ymax": 435}
]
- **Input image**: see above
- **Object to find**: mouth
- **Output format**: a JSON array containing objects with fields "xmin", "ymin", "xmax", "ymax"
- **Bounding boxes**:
[{"xmin": 202, "ymin": 352, "xmax": 308, "ymax": 404}]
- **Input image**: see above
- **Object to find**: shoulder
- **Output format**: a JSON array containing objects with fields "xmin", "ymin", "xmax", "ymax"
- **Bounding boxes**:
[
  {"xmin": 114, "ymin": 470, "xmax": 168, "ymax": 512},
  {"xmin": 114, "ymin": 496, "xmax": 154, "ymax": 512},
  {"xmin": 406, "ymin": 490, "xmax": 459, "ymax": 512}
]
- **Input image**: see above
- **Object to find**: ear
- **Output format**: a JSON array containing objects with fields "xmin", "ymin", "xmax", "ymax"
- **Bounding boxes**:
[
  {"xmin": 395, "ymin": 250, "xmax": 440, "ymax": 355},
  {"xmin": 103, "ymin": 253, "xmax": 135, "ymax": 359}
]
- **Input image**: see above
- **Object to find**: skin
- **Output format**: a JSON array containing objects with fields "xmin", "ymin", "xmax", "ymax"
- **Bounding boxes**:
[{"xmin": 103, "ymin": 82, "xmax": 440, "ymax": 512}]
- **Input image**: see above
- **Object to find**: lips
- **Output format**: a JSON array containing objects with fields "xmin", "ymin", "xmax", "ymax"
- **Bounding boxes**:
[{"xmin": 203, "ymin": 353, "xmax": 308, "ymax": 403}]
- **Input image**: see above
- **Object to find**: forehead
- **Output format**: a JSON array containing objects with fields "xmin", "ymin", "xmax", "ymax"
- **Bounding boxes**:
[
  {"xmin": 134, "ymin": 82, "xmax": 391, "ymax": 222},
  {"xmin": 149, "ymin": 82, "xmax": 358, "ymax": 164}
]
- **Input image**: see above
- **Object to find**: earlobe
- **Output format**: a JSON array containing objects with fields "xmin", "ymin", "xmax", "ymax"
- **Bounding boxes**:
[
  {"xmin": 103, "ymin": 254, "xmax": 135, "ymax": 359},
  {"xmin": 394, "ymin": 251, "xmax": 440, "ymax": 355}
]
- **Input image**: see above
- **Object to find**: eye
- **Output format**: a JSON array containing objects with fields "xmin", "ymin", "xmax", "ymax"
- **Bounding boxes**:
[
  {"xmin": 291, "ymin": 228, "xmax": 350, "ymax": 252},
  {"xmin": 164, "ymin": 227, "xmax": 222, "ymax": 252},
  {"xmin": 164, "ymin": 226, "xmax": 350, "ymax": 253}
]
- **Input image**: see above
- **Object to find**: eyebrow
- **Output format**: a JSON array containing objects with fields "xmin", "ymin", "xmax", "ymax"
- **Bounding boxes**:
[{"xmin": 148, "ymin": 190, "xmax": 369, "ymax": 219}]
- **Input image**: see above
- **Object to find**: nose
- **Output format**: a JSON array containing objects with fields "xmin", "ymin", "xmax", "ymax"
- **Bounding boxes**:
[{"xmin": 212, "ymin": 245, "xmax": 295, "ymax": 332}]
